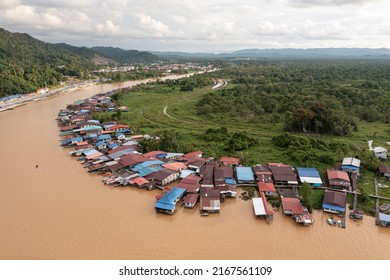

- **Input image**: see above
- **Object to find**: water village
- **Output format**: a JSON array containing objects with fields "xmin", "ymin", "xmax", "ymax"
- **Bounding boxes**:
[{"xmin": 56, "ymin": 83, "xmax": 390, "ymax": 229}]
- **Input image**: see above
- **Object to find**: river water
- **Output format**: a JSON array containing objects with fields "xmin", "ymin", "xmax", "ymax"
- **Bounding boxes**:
[{"xmin": 0, "ymin": 79, "xmax": 389, "ymax": 260}]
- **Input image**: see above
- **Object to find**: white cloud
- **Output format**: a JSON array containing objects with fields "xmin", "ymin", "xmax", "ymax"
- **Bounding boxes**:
[
  {"xmin": 256, "ymin": 21, "xmax": 289, "ymax": 36},
  {"xmin": 0, "ymin": 0, "xmax": 20, "ymax": 9},
  {"xmin": 96, "ymin": 20, "xmax": 121, "ymax": 36},
  {"xmin": 1, "ymin": 0, "xmax": 390, "ymax": 51},
  {"xmin": 134, "ymin": 13, "xmax": 171, "ymax": 37},
  {"xmin": 170, "ymin": 14, "xmax": 187, "ymax": 24},
  {"xmin": 239, "ymin": 5, "xmax": 257, "ymax": 13},
  {"xmin": 289, "ymin": 0, "xmax": 382, "ymax": 8}
]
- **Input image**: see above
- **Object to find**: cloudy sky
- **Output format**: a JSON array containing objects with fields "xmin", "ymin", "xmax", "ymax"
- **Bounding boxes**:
[{"xmin": 1, "ymin": 0, "xmax": 389, "ymax": 52}]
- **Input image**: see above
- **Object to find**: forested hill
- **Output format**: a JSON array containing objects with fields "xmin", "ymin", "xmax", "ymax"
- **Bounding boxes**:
[
  {"xmin": 91, "ymin": 47, "xmax": 160, "ymax": 64},
  {"xmin": 0, "ymin": 28, "xmax": 160, "ymax": 97},
  {"xmin": 0, "ymin": 28, "xmax": 96, "ymax": 97}
]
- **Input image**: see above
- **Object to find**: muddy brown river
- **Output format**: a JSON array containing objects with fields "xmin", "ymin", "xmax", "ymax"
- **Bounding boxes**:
[{"xmin": 0, "ymin": 79, "xmax": 389, "ymax": 260}]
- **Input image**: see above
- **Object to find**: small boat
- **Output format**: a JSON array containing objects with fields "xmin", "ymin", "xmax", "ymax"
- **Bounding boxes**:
[
  {"xmin": 327, "ymin": 218, "xmax": 336, "ymax": 226},
  {"xmin": 337, "ymin": 220, "xmax": 343, "ymax": 227},
  {"xmin": 380, "ymin": 203, "xmax": 390, "ymax": 212},
  {"xmin": 349, "ymin": 210, "xmax": 364, "ymax": 219}
]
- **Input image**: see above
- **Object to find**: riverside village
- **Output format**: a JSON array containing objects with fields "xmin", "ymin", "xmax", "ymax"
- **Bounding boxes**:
[{"xmin": 56, "ymin": 82, "xmax": 390, "ymax": 229}]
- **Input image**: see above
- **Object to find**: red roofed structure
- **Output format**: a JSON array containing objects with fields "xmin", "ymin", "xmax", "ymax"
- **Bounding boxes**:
[
  {"xmin": 258, "ymin": 182, "xmax": 276, "ymax": 196},
  {"xmin": 327, "ymin": 169, "xmax": 351, "ymax": 190},
  {"xmin": 281, "ymin": 197, "xmax": 304, "ymax": 215},
  {"xmin": 182, "ymin": 151, "xmax": 203, "ymax": 159},
  {"xmin": 219, "ymin": 156, "xmax": 240, "ymax": 166},
  {"xmin": 119, "ymin": 153, "xmax": 147, "ymax": 167}
]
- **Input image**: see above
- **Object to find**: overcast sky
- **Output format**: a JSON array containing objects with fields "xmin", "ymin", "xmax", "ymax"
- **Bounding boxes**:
[{"xmin": 1, "ymin": 0, "xmax": 389, "ymax": 52}]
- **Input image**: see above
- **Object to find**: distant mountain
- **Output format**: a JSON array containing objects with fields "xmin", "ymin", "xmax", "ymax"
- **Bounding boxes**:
[
  {"xmin": 92, "ymin": 47, "xmax": 160, "ymax": 64},
  {"xmin": 54, "ymin": 43, "xmax": 115, "ymax": 65},
  {"xmin": 152, "ymin": 48, "xmax": 390, "ymax": 59},
  {"xmin": 230, "ymin": 48, "xmax": 390, "ymax": 58}
]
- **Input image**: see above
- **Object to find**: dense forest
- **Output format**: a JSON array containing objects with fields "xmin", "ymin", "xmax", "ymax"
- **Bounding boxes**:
[{"xmin": 196, "ymin": 60, "xmax": 390, "ymax": 136}]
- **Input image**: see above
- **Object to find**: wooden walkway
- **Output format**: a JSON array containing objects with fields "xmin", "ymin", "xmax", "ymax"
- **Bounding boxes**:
[{"xmin": 375, "ymin": 178, "xmax": 380, "ymax": 226}]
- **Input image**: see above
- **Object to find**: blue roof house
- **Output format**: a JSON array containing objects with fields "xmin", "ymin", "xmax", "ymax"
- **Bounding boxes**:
[
  {"xmin": 296, "ymin": 167, "xmax": 322, "ymax": 187},
  {"xmin": 341, "ymin": 157, "xmax": 361, "ymax": 173},
  {"xmin": 236, "ymin": 167, "xmax": 255, "ymax": 184},
  {"xmin": 155, "ymin": 187, "xmax": 186, "ymax": 215},
  {"xmin": 96, "ymin": 141, "xmax": 108, "ymax": 149},
  {"xmin": 97, "ymin": 134, "xmax": 111, "ymax": 142}
]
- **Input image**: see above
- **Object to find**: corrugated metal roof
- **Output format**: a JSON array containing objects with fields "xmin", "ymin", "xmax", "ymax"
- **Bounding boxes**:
[
  {"xmin": 323, "ymin": 190, "xmax": 346, "ymax": 207},
  {"xmin": 322, "ymin": 203, "xmax": 345, "ymax": 213},
  {"xmin": 154, "ymin": 201, "xmax": 175, "ymax": 211},
  {"xmin": 296, "ymin": 167, "xmax": 320, "ymax": 178},
  {"xmin": 299, "ymin": 176, "xmax": 322, "ymax": 184},
  {"xmin": 132, "ymin": 160, "xmax": 164, "ymax": 172},
  {"xmin": 163, "ymin": 162, "xmax": 187, "ymax": 171},
  {"xmin": 342, "ymin": 157, "xmax": 361, "ymax": 168},
  {"xmin": 184, "ymin": 194, "xmax": 199, "ymax": 204},
  {"xmin": 157, "ymin": 187, "xmax": 186, "ymax": 205},
  {"xmin": 327, "ymin": 169, "xmax": 350, "ymax": 181},
  {"xmin": 219, "ymin": 156, "xmax": 240, "ymax": 166},
  {"xmin": 236, "ymin": 167, "xmax": 254, "ymax": 181},
  {"xmin": 96, "ymin": 141, "xmax": 107, "ymax": 147},
  {"xmin": 258, "ymin": 182, "xmax": 276, "ymax": 193},
  {"xmin": 179, "ymin": 169, "xmax": 196, "ymax": 178},
  {"xmin": 97, "ymin": 134, "xmax": 111, "ymax": 141},
  {"xmin": 83, "ymin": 149, "xmax": 100, "ymax": 156},
  {"xmin": 379, "ymin": 212, "xmax": 390, "ymax": 223},
  {"xmin": 138, "ymin": 166, "xmax": 164, "ymax": 177},
  {"xmin": 281, "ymin": 197, "xmax": 303, "ymax": 215},
  {"xmin": 252, "ymin": 198, "xmax": 266, "ymax": 216}
]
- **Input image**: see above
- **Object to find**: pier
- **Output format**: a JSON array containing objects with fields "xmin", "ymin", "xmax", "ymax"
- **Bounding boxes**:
[{"xmin": 375, "ymin": 178, "xmax": 379, "ymax": 226}]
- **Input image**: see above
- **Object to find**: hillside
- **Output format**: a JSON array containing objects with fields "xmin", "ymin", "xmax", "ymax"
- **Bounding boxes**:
[
  {"xmin": 0, "ymin": 28, "xmax": 96, "ymax": 97},
  {"xmin": 54, "ymin": 43, "xmax": 115, "ymax": 65},
  {"xmin": 0, "ymin": 28, "xmax": 160, "ymax": 97},
  {"xmin": 91, "ymin": 47, "xmax": 160, "ymax": 64}
]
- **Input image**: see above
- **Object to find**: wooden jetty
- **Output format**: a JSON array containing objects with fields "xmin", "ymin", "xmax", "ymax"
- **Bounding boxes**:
[{"xmin": 375, "ymin": 178, "xmax": 380, "ymax": 226}]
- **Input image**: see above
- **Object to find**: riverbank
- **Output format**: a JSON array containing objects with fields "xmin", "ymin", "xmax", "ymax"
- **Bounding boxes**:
[
  {"xmin": 0, "ymin": 80, "xmax": 98, "ymax": 113},
  {"xmin": 0, "ymin": 71, "xmax": 209, "ymax": 113}
]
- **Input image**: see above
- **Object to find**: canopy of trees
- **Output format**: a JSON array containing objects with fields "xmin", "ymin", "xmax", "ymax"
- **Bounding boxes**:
[{"xmin": 197, "ymin": 60, "xmax": 390, "ymax": 135}]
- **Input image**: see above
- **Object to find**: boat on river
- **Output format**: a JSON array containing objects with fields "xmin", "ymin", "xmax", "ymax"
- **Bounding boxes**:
[{"xmin": 327, "ymin": 218, "xmax": 336, "ymax": 226}]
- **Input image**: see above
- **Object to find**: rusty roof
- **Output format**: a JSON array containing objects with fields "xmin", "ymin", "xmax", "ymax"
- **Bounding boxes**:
[
  {"xmin": 281, "ymin": 197, "xmax": 304, "ymax": 215},
  {"xmin": 379, "ymin": 164, "xmax": 390, "ymax": 174},
  {"xmin": 152, "ymin": 169, "xmax": 177, "ymax": 182},
  {"xmin": 327, "ymin": 169, "xmax": 350, "ymax": 181},
  {"xmin": 258, "ymin": 182, "xmax": 276, "ymax": 193},
  {"xmin": 219, "ymin": 156, "xmax": 240, "ymax": 166},
  {"xmin": 323, "ymin": 190, "xmax": 346, "ymax": 207}
]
